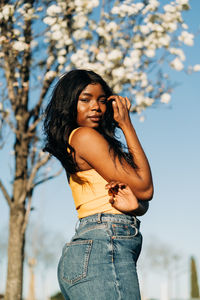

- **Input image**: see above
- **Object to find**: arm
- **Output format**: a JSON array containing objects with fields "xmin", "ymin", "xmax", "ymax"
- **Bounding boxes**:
[
  {"xmin": 71, "ymin": 97, "xmax": 153, "ymax": 200},
  {"xmin": 108, "ymin": 95, "xmax": 153, "ymax": 200},
  {"xmin": 105, "ymin": 181, "xmax": 149, "ymax": 216}
]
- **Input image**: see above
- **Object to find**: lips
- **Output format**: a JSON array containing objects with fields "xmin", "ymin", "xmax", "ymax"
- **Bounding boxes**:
[{"xmin": 88, "ymin": 115, "xmax": 102, "ymax": 122}]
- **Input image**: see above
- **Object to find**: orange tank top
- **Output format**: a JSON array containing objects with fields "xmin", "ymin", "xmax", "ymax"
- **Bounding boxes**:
[{"xmin": 68, "ymin": 128, "xmax": 122, "ymax": 219}]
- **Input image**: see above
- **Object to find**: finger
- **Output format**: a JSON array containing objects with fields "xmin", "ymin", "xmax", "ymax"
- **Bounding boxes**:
[
  {"xmin": 105, "ymin": 181, "xmax": 120, "ymax": 189},
  {"xmin": 109, "ymin": 197, "xmax": 115, "ymax": 205},
  {"xmin": 107, "ymin": 95, "xmax": 118, "ymax": 101},
  {"xmin": 125, "ymin": 97, "xmax": 131, "ymax": 111},
  {"xmin": 112, "ymin": 99, "xmax": 120, "ymax": 117},
  {"xmin": 108, "ymin": 95, "xmax": 126, "ymax": 110},
  {"xmin": 114, "ymin": 96, "xmax": 128, "ymax": 115},
  {"xmin": 118, "ymin": 183, "xmax": 127, "ymax": 189}
]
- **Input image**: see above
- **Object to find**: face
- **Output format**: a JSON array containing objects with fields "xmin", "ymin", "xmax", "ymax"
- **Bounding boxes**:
[{"xmin": 76, "ymin": 83, "xmax": 107, "ymax": 128}]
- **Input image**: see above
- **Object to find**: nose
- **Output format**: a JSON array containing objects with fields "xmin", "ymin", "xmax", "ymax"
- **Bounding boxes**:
[{"xmin": 91, "ymin": 100, "xmax": 100, "ymax": 111}]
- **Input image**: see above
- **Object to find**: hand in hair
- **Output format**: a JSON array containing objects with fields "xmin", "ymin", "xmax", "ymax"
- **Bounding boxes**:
[{"xmin": 107, "ymin": 95, "xmax": 131, "ymax": 129}]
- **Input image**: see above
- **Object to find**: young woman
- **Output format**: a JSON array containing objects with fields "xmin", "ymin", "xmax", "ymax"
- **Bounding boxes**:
[{"xmin": 43, "ymin": 69, "xmax": 153, "ymax": 300}]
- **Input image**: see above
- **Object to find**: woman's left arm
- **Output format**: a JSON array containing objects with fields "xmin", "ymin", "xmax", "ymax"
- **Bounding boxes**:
[{"xmin": 108, "ymin": 95, "xmax": 154, "ymax": 200}]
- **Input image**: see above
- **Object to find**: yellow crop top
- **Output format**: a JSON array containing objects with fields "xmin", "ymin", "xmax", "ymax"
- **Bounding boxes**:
[{"xmin": 68, "ymin": 128, "xmax": 122, "ymax": 219}]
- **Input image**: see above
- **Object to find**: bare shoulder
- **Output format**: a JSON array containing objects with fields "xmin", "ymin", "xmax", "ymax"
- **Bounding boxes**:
[{"xmin": 70, "ymin": 127, "xmax": 106, "ymax": 150}]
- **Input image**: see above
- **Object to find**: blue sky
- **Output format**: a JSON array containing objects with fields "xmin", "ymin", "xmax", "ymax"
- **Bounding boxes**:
[{"xmin": 1, "ymin": 1, "xmax": 200, "ymax": 299}]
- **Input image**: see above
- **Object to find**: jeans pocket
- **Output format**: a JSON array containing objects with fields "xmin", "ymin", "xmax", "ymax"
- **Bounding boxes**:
[
  {"xmin": 112, "ymin": 224, "xmax": 138, "ymax": 239},
  {"xmin": 60, "ymin": 240, "xmax": 93, "ymax": 285}
]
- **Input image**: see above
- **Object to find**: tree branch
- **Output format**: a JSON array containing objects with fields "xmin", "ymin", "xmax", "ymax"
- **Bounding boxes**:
[
  {"xmin": 24, "ymin": 114, "xmax": 43, "ymax": 139},
  {"xmin": 33, "ymin": 168, "xmax": 63, "ymax": 188},
  {"xmin": 0, "ymin": 179, "xmax": 12, "ymax": 206},
  {"xmin": 26, "ymin": 154, "xmax": 51, "ymax": 195}
]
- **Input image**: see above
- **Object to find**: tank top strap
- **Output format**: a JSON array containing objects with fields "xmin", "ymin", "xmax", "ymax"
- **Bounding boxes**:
[{"xmin": 68, "ymin": 127, "xmax": 81, "ymax": 145}]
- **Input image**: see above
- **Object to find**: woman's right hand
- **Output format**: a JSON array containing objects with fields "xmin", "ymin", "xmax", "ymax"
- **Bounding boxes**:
[
  {"xmin": 105, "ymin": 181, "xmax": 150, "ymax": 216},
  {"xmin": 105, "ymin": 181, "xmax": 139, "ymax": 213},
  {"xmin": 107, "ymin": 95, "xmax": 132, "ymax": 129}
]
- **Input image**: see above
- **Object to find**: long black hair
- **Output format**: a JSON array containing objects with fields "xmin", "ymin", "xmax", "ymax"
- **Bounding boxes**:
[{"xmin": 43, "ymin": 69, "xmax": 135, "ymax": 178}]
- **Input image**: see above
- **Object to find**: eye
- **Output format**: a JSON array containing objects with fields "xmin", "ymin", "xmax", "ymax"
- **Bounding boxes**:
[
  {"xmin": 99, "ymin": 98, "xmax": 107, "ymax": 104},
  {"xmin": 79, "ymin": 98, "xmax": 89, "ymax": 102}
]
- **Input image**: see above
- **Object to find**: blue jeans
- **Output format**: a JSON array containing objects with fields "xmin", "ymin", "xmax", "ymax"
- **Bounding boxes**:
[{"xmin": 58, "ymin": 213, "xmax": 142, "ymax": 300}]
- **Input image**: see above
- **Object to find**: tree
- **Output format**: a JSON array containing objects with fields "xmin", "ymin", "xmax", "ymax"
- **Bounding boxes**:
[
  {"xmin": 0, "ymin": 0, "xmax": 198, "ymax": 299},
  {"xmin": 190, "ymin": 256, "xmax": 200, "ymax": 298},
  {"xmin": 25, "ymin": 222, "xmax": 65, "ymax": 299}
]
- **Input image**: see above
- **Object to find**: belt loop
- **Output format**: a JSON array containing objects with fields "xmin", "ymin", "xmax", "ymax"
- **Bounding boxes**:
[
  {"xmin": 75, "ymin": 219, "xmax": 80, "ymax": 232},
  {"xmin": 132, "ymin": 215, "xmax": 137, "ymax": 226},
  {"xmin": 97, "ymin": 213, "xmax": 102, "ymax": 223}
]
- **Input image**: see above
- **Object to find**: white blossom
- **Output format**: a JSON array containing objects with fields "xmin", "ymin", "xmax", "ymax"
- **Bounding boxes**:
[
  {"xmin": 170, "ymin": 57, "xmax": 184, "ymax": 71},
  {"xmin": 106, "ymin": 21, "xmax": 118, "ymax": 32},
  {"xmin": 167, "ymin": 22, "xmax": 178, "ymax": 32},
  {"xmin": 143, "ymin": 97, "xmax": 154, "ymax": 106},
  {"xmin": 182, "ymin": 23, "xmax": 188, "ymax": 29},
  {"xmin": 13, "ymin": 29, "xmax": 21, "ymax": 36},
  {"xmin": 30, "ymin": 40, "xmax": 38, "ymax": 49},
  {"xmin": 51, "ymin": 31, "xmax": 63, "ymax": 41},
  {"xmin": 73, "ymin": 29, "xmax": 91, "ymax": 40},
  {"xmin": 193, "ymin": 64, "xmax": 200, "ymax": 72},
  {"xmin": 64, "ymin": 38, "xmax": 73, "ymax": 46},
  {"xmin": 73, "ymin": 15, "xmax": 87, "ymax": 29},
  {"xmin": 51, "ymin": 24, "xmax": 60, "ymax": 32},
  {"xmin": 47, "ymin": 56, "xmax": 54, "ymax": 66},
  {"xmin": 130, "ymin": 50, "xmax": 141, "ymax": 64},
  {"xmin": 160, "ymin": 93, "xmax": 171, "ymax": 103},
  {"xmin": 146, "ymin": 85, "xmax": 154, "ymax": 92},
  {"xmin": 46, "ymin": 5, "xmax": 61, "ymax": 16},
  {"xmin": 113, "ymin": 84, "xmax": 122, "ymax": 94},
  {"xmin": 139, "ymin": 115, "xmax": 145, "ymax": 122},
  {"xmin": 112, "ymin": 67, "xmax": 126, "ymax": 78},
  {"xmin": 169, "ymin": 48, "xmax": 185, "ymax": 61},
  {"xmin": 43, "ymin": 17, "xmax": 56, "ymax": 26},
  {"xmin": 0, "ymin": 0, "xmax": 196, "ymax": 116},
  {"xmin": 96, "ymin": 52, "xmax": 106, "ymax": 62},
  {"xmin": 124, "ymin": 57, "xmax": 133, "ymax": 67},
  {"xmin": 2, "ymin": 4, "xmax": 14, "ymax": 20},
  {"xmin": 164, "ymin": 4, "xmax": 176, "ymax": 13},
  {"xmin": 139, "ymin": 25, "xmax": 150, "ymax": 35},
  {"xmin": 58, "ymin": 56, "xmax": 66, "ymax": 65},
  {"xmin": 0, "ymin": 36, "xmax": 6, "ymax": 43},
  {"xmin": 176, "ymin": 0, "xmax": 189, "ymax": 5},
  {"xmin": 45, "ymin": 71, "xmax": 57, "ymax": 81},
  {"xmin": 58, "ymin": 49, "xmax": 67, "ymax": 56},
  {"xmin": 145, "ymin": 49, "xmax": 155, "ymax": 58},
  {"xmin": 12, "ymin": 41, "xmax": 28, "ymax": 52},
  {"xmin": 111, "ymin": 6, "xmax": 120, "ymax": 15},
  {"xmin": 108, "ymin": 49, "xmax": 122, "ymax": 61},
  {"xmin": 178, "ymin": 31, "xmax": 194, "ymax": 46}
]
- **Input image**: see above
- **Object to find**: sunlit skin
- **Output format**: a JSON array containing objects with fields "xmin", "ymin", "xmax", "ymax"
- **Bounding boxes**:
[
  {"xmin": 72, "ymin": 83, "xmax": 153, "ymax": 215},
  {"xmin": 77, "ymin": 83, "xmax": 107, "ymax": 128}
]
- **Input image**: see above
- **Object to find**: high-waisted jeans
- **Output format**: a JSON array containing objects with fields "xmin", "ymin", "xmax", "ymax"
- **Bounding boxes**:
[{"xmin": 57, "ymin": 213, "xmax": 142, "ymax": 300}]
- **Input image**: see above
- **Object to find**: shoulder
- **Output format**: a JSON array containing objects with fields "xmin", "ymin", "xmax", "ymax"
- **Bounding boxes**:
[
  {"xmin": 70, "ymin": 127, "xmax": 108, "ymax": 152},
  {"xmin": 70, "ymin": 127, "xmax": 102, "ymax": 142}
]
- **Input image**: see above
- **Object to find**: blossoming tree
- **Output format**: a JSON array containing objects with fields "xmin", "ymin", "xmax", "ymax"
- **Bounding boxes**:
[{"xmin": 0, "ymin": 0, "xmax": 199, "ymax": 299}]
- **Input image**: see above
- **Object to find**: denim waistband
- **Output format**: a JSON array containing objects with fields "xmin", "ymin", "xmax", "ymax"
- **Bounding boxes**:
[{"xmin": 79, "ymin": 213, "xmax": 140, "ymax": 228}]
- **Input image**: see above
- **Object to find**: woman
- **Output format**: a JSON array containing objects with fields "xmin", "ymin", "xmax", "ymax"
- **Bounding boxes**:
[{"xmin": 43, "ymin": 69, "xmax": 153, "ymax": 300}]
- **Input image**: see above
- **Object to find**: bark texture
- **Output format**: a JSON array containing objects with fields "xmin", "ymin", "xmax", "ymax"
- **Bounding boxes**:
[{"xmin": 5, "ymin": 205, "xmax": 25, "ymax": 300}]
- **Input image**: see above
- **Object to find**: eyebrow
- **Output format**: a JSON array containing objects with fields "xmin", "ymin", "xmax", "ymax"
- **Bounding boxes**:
[{"xmin": 79, "ymin": 92, "xmax": 106, "ymax": 98}]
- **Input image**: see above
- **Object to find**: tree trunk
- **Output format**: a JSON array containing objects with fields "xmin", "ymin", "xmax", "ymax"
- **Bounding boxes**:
[
  {"xmin": 27, "ymin": 258, "xmax": 36, "ymax": 300},
  {"xmin": 190, "ymin": 256, "xmax": 200, "ymax": 298},
  {"xmin": 5, "ymin": 204, "xmax": 25, "ymax": 300}
]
